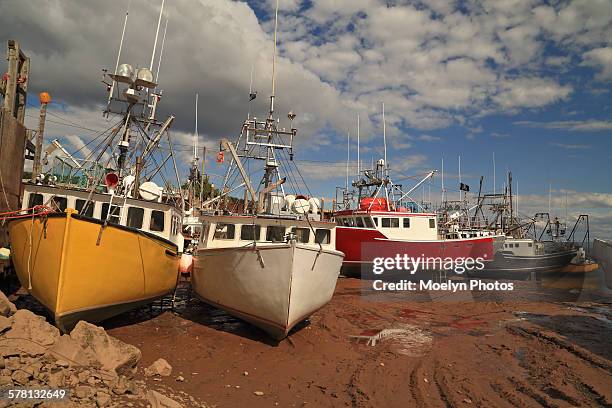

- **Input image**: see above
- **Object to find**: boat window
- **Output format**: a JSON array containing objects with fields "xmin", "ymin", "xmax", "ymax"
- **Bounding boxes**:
[
  {"xmin": 101, "ymin": 204, "xmax": 121, "ymax": 224},
  {"xmin": 28, "ymin": 193, "xmax": 43, "ymax": 209},
  {"xmin": 364, "ymin": 217, "xmax": 374, "ymax": 228},
  {"xmin": 266, "ymin": 226, "xmax": 286, "ymax": 242},
  {"xmin": 382, "ymin": 218, "xmax": 399, "ymax": 228},
  {"xmin": 240, "ymin": 224, "xmax": 261, "ymax": 241},
  {"xmin": 516, "ymin": 243, "xmax": 520, "ymax": 247},
  {"xmin": 292, "ymin": 227, "xmax": 310, "ymax": 243},
  {"xmin": 214, "ymin": 223, "xmax": 235, "ymax": 240},
  {"xmin": 346, "ymin": 217, "xmax": 355, "ymax": 227},
  {"xmin": 355, "ymin": 217, "xmax": 365, "ymax": 228},
  {"xmin": 335, "ymin": 217, "xmax": 344, "ymax": 226},
  {"xmin": 315, "ymin": 229, "xmax": 331, "ymax": 244},
  {"xmin": 429, "ymin": 219, "xmax": 436, "ymax": 228},
  {"xmin": 126, "ymin": 207, "xmax": 144, "ymax": 229},
  {"xmin": 403, "ymin": 218, "xmax": 410, "ymax": 228},
  {"xmin": 51, "ymin": 196, "xmax": 68, "ymax": 212},
  {"xmin": 373, "ymin": 217, "xmax": 378, "ymax": 226},
  {"xmin": 528, "ymin": 243, "xmax": 533, "ymax": 247},
  {"xmin": 75, "ymin": 199, "xmax": 94, "ymax": 217},
  {"xmin": 150, "ymin": 210, "xmax": 165, "ymax": 232}
]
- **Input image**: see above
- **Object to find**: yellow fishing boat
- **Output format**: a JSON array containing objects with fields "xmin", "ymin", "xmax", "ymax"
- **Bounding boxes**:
[
  {"xmin": 8, "ymin": 7, "xmax": 186, "ymax": 331},
  {"xmin": 9, "ymin": 185, "xmax": 183, "ymax": 332}
]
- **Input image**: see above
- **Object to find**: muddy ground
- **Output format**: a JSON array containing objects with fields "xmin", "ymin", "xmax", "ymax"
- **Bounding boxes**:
[{"xmin": 87, "ymin": 272, "xmax": 612, "ymax": 408}]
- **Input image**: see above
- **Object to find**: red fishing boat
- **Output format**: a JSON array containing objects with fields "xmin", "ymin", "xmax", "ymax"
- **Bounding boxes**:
[{"xmin": 333, "ymin": 159, "xmax": 504, "ymax": 275}]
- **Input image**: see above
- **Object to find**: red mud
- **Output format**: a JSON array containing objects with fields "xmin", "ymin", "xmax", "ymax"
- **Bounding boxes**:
[{"xmin": 104, "ymin": 277, "xmax": 612, "ymax": 407}]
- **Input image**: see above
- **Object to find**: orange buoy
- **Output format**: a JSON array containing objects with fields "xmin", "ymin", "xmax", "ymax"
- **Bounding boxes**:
[
  {"xmin": 179, "ymin": 253, "xmax": 193, "ymax": 275},
  {"xmin": 39, "ymin": 92, "xmax": 52, "ymax": 104}
]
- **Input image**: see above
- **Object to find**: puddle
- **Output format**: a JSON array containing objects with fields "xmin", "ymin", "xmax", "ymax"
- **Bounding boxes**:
[{"xmin": 350, "ymin": 324, "xmax": 433, "ymax": 356}]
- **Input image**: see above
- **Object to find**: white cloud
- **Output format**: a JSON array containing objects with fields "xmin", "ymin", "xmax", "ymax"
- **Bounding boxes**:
[
  {"xmin": 515, "ymin": 119, "xmax": 612, "ymax": 131},
  {"xmin": 581, "ymin": 47, "xmax": 612, "ymax": 81},
  {"xmin": 494, "ymin": 77, "xmax": 572, "ymax": 109}
]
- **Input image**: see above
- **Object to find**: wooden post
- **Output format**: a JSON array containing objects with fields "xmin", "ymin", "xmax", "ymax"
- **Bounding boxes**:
[{"xmin": 32, "ymin": 92, "xmax": 51, "ymax": 182}]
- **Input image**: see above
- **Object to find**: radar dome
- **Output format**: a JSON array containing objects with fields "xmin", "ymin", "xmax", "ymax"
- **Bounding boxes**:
[
  {"xmin": 139, "ymin": 181, "xmax": 162, "ymax": 202},
  {"xmin": 291, "ymin": 198, "xmax": 310, "ymax": 214}
]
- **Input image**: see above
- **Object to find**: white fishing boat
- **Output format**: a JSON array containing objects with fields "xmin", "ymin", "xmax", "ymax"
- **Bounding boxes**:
[{"xmin": 192, "ymin": 3, "xmax": 343, "ymax": 339}]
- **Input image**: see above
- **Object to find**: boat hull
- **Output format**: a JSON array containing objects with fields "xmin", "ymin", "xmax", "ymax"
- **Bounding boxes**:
[
  {"xmin": 336, "ymin": 226, "xmax": 502, "ymax": 276},
  {"xmin": 592, "ymin": 239, "xmax": 612, "ymax": 289},
  {"xmin": 468, "ymin": 249, "xmax": 579, "ymax": 279},
  {"xmin": 8, "ymin": 211, "xmax": 179, "ymax": 331},
  {"xmin": 192, "ymin": 243, "xmax": 343, "ymax": 339}
]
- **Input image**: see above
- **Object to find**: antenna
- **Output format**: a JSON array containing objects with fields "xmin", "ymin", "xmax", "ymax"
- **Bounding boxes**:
[
  {"xmin": 493, "ymin": 152, "xmax": 496, "ymax": 196},
  {"xmin": 194, "ymin": 93, "xmax": 199, "ymax": 161},
  {"xmin": 549, "ymin": 182, "xmax": 552, "ymax": 215},
  {"xmin": 382, "ymin": 102, "xmax": 387, "ymax": 176},
  {"xmin": 441, "ymin": 156, "xmax": 445, "ymax": 203},
  {"xmin": 269, "ymin": 0, "xmax": 279, "ymax": 117},
  {"xmin": 458, "ymin": 155, "xmax": 462, "ymax": 202},
  {"xmin": 155, "ymin": 19, "xmax": 168, "ymax": 83},
  {"xmin": 357, "ymin": 115, "xmax": 360, "ymax": 176},
  {"xmin": 108, "ymin": 0, "xmax": 131, "ymax": 108},
  {"xmin": 150, "ymin": 0, "xmax": 165, "ymax": 71},
  {"xmin": 346, "ymin": 130, "xmax": 350, "ymax": 190}
]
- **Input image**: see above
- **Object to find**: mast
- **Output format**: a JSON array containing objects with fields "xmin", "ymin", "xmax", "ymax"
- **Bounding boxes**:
[
  {"xmin": 194, "ymin": 93, "xmax": 199, "ymax": 161},
  {"xmin": 357, "ymin": 115, "xmax": 360, "ymax": 177},
  {"xmin": 382, "ymin": 102, "xmax": 387, "ymax": 177},
  {"xmin": 458, "ymin": 155, "xmax": 462, "ymax": 202},
  {"xmin": 269, "ymin": 0, "xmax": 279, "ymax": 119},
  {"xmin": 493, "ymin": 152, "xmax": 496, "ymax": 196},
  {"xmin": 150, "ymin": 0, "xmax": 165, "ymax": 70},
  {"xmin": 345, "ymin": 130, "xmax": 350, "ymax": 190},
  {"xmin": 107, "ymin": 0, "xmax": 130, "ymax": 109},
  {"xmin": 155, "ymin": 19, "xmax": 168, "ymax": 83},
  {"xmin": 441, "ymin": 156, "xmax": 445, "ymax": 204}
]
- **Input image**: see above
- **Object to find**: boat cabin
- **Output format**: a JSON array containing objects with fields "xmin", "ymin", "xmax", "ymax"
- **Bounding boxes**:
[
  {"xmin": 501, "ymin": 238, "xmax": 543, "ymax": 256},
  {"xmin": 22, "ymin": 184, "xmax": 184, "ymax": 251},
  {"xmin": 334, "ymin": 211, "xmax": 438, "ymax": 241},
  {"xmin": 198, "ymin": 215, "xmax": 337, "ymax": 250}
]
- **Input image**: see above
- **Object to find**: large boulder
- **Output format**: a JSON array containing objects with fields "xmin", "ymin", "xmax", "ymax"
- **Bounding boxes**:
[
  {"xmin": 68, "ymin": 321, "xmax": 141, "ymax": 377},
  {"xmin": 0, "ymin": 291, "xmax": 17, "ymax": 317},
  {"xmin": 0, "ymin": 309, "xmax": 59, "ymax": 356},
  {"xmin": 46, "ymin": 334, "xmax": 99, "ymax": 368}
]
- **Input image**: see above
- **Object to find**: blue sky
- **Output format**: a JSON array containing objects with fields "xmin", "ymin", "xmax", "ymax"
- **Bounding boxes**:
[{"xmin": 2, "ymin": 0, "xmax": 611, "ymax": 237}]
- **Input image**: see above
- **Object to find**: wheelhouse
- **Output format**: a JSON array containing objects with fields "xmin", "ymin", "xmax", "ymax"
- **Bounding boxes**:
[
  {"xmin": 334, "ymin": 210, "xmax": 438, "ymax": 241},
  {"xmin": 22, "ymin": 184, "xmax": 183, "ymax": 251},
  {"xmin": 199, "ymin": 215, "xmax": 336, "ymax": 250}
]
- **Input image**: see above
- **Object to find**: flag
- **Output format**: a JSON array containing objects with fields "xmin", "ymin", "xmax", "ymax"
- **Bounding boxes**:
[
  {"xmin": 459, "ymin": 183, "xmax": 470, "ymax": 192},
  {"xmin": 216, "ymin": 151, "xmax": 224, "ymax": 164},
  {"xmin": 249, "ymin": 91, "xmax": 257, "ymax": 101}
]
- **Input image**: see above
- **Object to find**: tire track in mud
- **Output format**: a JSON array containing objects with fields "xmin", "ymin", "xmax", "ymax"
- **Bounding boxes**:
[
  {"xmin": 505, "ymin": 323, "xmax": 612, "ymax": 407},
  {"xmin": 507, "ymin": 325, "xmax": 612, "ymax": 372}
]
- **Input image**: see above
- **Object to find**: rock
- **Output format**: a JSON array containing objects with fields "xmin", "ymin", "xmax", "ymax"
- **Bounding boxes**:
[
  {"xmin": 74, "ymin": 385, "xmax": 94, "ymax": 399},
  {"xmin": 0, "ymin": 316, "xmax": 11, "ymax": 334},
  {"xmin": 69, "ymin": 321, "xmax": 141, "ymax": 377},
  {"xmin": 95, "ymin": 391, "xmax": 111, "ymax": 407},
  {"xmin": 112, "ymin": 376, "xmax": 136, "ymax": 395},
  {"xmin": 0, "ymin": 291, "xmax": 16, "ymax": 317},
  {"xmin": 11, "ymin": 369, "xmax": 31, "ymax": 385},
  {"xmin": 146, "ymin": 390, "xmax": 183, "ymax": 408},
  {"xmin": 175, "ymin": 375, "xmax": 184, "ymax": 382},
  {"xmin": 1, "ymin": 310, "xmax": 59, "ymax": 356},
  {"xmin": 5, "ymin": 357, "xmax": 20, "ymax": 371},
  {"xmin": 0, "ymin": 375, "xmax": 12, "ymax": 386},
  {"xmin": 144, "ymin": 358, "xmax": 172, "ymax": 377},
  {"xmin": 78, "ymin": 369, "xmax": 91, "ymax": 383},
  {"xmin": 47, "ymin": 335, "xmax": 99, "ymax": 368},
  {"xmin": 45, "ymin": 370, "xmax": 63, "ymax": 388},
  {"xmin": 243, "ymin": 371, "xmax": 249, "ymax": 376},
  {"xmin": 254, "ymin": 391, "xmax": 264, "ymax": 396}
]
